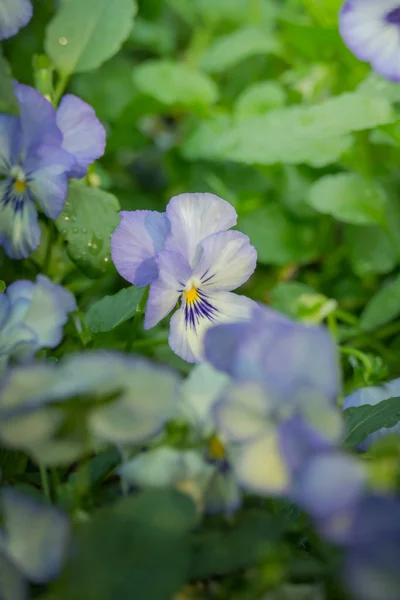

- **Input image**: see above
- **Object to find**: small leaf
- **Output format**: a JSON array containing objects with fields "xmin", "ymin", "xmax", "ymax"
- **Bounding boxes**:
[
  {"xmin": 0, "ymin": 281, "xmax": 6, "ymax": 293},
  {"xmin": 269, "ymin": 281, "xmax": 315, "ymax": 319},
  {"xmin": 45, "ymin": 0, "xmax": 137, "ymax": 75},
  {"xmin": 360, "ymin": 273, "xmax": 400, "ymax": 331},
  {"xmin": 55, "ymin": 182, "xmax": 120, "ymax": 279},
  {"xmin": 307, "ymin": 174, "xmax": 388, "ymax": 226},
  {"xmin": 345, "ymin": 225, "xmax": 396, "ymax": 277},
  {"xmin": 343, "ymin": 396, "xmax": 400, "ymax": 447},
  {"xmin": 235, "ymin": 81, "xmax": 286, "ymax": 118},
  {"xmin": 133, "ymin": 60, "xmax": 218, "ymax": 109},
  {"xmin": 85, "ymin": 286, "xmax": 144, "ymax": 333}
]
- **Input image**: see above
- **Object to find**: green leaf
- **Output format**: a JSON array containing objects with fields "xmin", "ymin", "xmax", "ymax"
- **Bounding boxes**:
[
  {"xmin": 345, "ymin": 225, "xmax": 396, "ymax": 277},
  {"xmin": 55, "ymin": 182, "xmax": 120, "ymax": 279},
  {"xmin": 0, "ymin": 281, "xmax": 5, "ymax": 293},
  {"xmin": 133, "ymin": 60, "xmax": 218, "ymax": 109},
  {"xmin": 45, "ymin": 0, "xmax": 137, "ymax": 75},
  {"xmin": 235, "ymin": 81, "xmax": 286, "ymax": 118},
  {"xmin": 85, "ymin": 286, "xmax": 144, "ymax": 333},
  {"xmin": 0, "ymin": 48, "xmax": 17, "ymax": 114},
  {"xmin": 343, "ymin": 396, "xmax": 400, "ymax": 447},
  {"xmin": 238, "ymin": 204, "xmax": 323, "ymax": 265},
  {"xmin": 307, "ymin": 174, "xmax": 388, "ymax": 226},
  {"xmin": 269, "ymin": 281, "xmax": 315, "ymax": 318},
  {"xmin": 183, "ymin": 92, "xmax": 394, "ymax": 167},
  {"xmin": 303, "ymin": 0, "xmax": 342, "ymax": 27},
  {"xmin": 360, "ymin": 273, "xmax": 400, "ymax": 331},
  {"xmin": 54, "ymin": 490, "xmax": 197, "ymax": 600},
  {"xmin": 200, "ymin": 27, "xmax": 278, "ymax": 74},
  {"xmin": 189, "ymin": 509, "xmax": 282, "ymax": 579}
]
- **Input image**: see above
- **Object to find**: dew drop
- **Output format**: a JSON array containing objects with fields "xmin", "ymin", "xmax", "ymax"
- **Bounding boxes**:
[
  {"xmin": 73, "ymin": 227, "xmax": 79, "ymax": 233},
  {"xmin": 59, "ymin": 37, "xmax": 68, "ymax": 45}
]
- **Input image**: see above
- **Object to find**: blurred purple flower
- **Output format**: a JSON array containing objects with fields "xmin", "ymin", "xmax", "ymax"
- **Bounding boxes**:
[
  {"xmin": 339, "ymin": 1, "xmax": 400, "ymax": 82},
  {"xmin": 0, "ymin": 0, "xmax": 32, "ymax": 40},
  {"xmin": 205, "ymin": 304, "xmax": 340, "ymax": 405},
  {"xmin": 343, "ymin": 378, "xmax": 400, "ymax": 450},
  {"xmin": 0, "ymin": 275, "xmax": 76, "ymax": 370},
  {"xmin": 0, "ymin": 83, "xmax": 105, "ymax": 259},
  {"xmin": 112, "ymin": 193, "xmax": 257, "ymax": 363}
]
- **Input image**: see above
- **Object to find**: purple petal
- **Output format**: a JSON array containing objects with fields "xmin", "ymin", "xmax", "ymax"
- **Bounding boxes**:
[
  {"xmin": 204, "ymin": 321, "xmax": 252, "ymax": 374},
  {"xmin": 0, "ymin": 115, "xmax": 22, "ymax": 175},
  {"xmin": 192, "ymin": 230, "xmax": 257, "ymax": 292},
  {"xmin": 57, "ymin": 94, "xmax": 106, "ymax": 179},
  {"xmin": 144, "ymin": 250, "xmax": 192, "ymax": 330},
  {"xmin": 0, "ymin": 181, "xmax": 41, "ymax": 259},
  {"xmin": 343, "ymin": 542, "xmax": 400, "ymax": 600},
  {"xmin": 111, "ymin": 210, "xmax": 170, "ymax": 286},
  {"xmin": 165, "ymin": 193, "xmax": 237, "ymax": 267},
  {"xmin": 279, "ymin": 416, "xmax": 333, "ymax": 475},
  {"xmin": 0, "ymin": 0, "xmax": 32, "ymax": 41},
  {"xmin": 0, "ymin": 293, "xmax": 11, "ymax": 331},
  {"xmin": 13, "ymin": 84, "xmax": 62, "ymax": 156}
]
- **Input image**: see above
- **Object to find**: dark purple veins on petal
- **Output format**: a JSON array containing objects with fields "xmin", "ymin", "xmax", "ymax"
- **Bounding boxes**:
[{"xmin": 386, "ymin": 6, "xmax": 400, "ymax": 25}]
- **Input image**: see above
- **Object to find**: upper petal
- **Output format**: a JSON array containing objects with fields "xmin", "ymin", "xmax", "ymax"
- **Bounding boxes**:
[
  {"xmin": 168, "ymin": 290, "xmax": 256, "ymax": 363},
  {"xmin": 57, "ymin": 94, "xmax": 106, "ymax": 179},
  {"xmin": 14, "ymin": 84, "xmax": 62, "ymax": 156},
  {"xmin": 192, "ymin": 230, "xmax": 257, "ymax": 291},
  {"xmin": 0, "ymin": 182, "xmax": 41, "ymax": 259},
  {"xmin": 111, "ymin": 210, "xmax": 170, "ymax": 286},
  {"xmin": 0, "ymin": 0, "xmax": 32, "ymax": 40},
  {"xmin": 144, "ymin": 250, "xmax": 192, "ymax": 329},
  {"xmin": 0, "ymin": 115, "xmax": 22, "ymax": 175},
  {"xmin": 165, "ymin": 193, "xmax": 237, "ymax": 267}
]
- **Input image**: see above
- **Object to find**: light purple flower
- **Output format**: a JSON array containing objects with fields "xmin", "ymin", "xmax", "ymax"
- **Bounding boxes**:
[
  {"xmin": 0, "ymin": 83, "xmax": 105, "ymax": 259},
  {"xmin": 0, "ymin": 275, "xmax": 76, "ymax": 370},
  {"xmin": 205, "ymin": 304, "xmax": 340, "ymax": 405},
  {"xmin": 343, "ymin": 378, "xmax": 400, "ymax": 450},
  {"xmin": 112, "ymin": 193, "xmax": 257, "ymax": 363},
  {"xmin": 0, "ymin": 0, "xmax": 32, "ymax": 40},
  {"xmin": 339, "ymin": 0, "xmax": 400, "ymax": 82}
]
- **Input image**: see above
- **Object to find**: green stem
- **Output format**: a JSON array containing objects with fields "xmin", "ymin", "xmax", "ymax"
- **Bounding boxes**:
[
  {"xmin": 125, "ymin": 289, "xmax": 149, "ymax": 353},
  {"xmin": 39, "ymin": 463, "xmax": 51, "ymax": 502},
  {"xmin": 339, "ymin": 346, "xmax": 372, "ymax": 374},
  {"xmin": 53, "ymin": 72, "xmax": 70, "ymax": 106},
  {"xmin": 129, "ymin": 337, "xmax": 169, "ymax": 350},
  {"xmin": 43, "ymin": 221, "xmax": 56, "ymax": 276}
]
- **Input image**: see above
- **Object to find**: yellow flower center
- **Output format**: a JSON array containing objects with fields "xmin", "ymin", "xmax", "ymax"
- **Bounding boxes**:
[
  {"xmin": 208, "ymin": 435, "xmax": 225, "ymax": 460},
  {"xmin": 14, "ymin": 179, "xmax": 27, "ymax": 193},
  {"xmin": 184, "ymin": 286, "xmax": 199, "ymax": 305}
]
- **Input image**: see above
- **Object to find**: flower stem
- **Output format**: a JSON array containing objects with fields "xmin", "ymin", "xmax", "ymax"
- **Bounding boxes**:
[
  {"xmin": 39, "ymin": 463, "xmax": 51, "ymax": 502},
  {"xmin": 53, "ymin": 72, "xmax": 70, "ymax": 106}
]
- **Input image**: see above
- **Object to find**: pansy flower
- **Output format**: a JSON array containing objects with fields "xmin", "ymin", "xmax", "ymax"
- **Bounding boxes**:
[
  {"xmin": 0, "ymin": 275, "xmax": 76, "ymax": 371},
  {"xmin": 0, "ymin": 487, "xmax": 70, "ymax": 600},
  {"xmin": 343, "ymin": 378, "xmax": 400, "ymax": 450},
  {"xmin": 112, "ymin": 193, "xmax": 257, "ymax": 363},
  {"xmin": 0, "ymin": 83, "xmax": 105, "ymax": 259},
  {"xmin": 339, "ymin": 0, "xmax": 400, "ymax": 82},
  {"xmin": 0, "ymin": 0, "xmax": 32, "ymax": 40}
]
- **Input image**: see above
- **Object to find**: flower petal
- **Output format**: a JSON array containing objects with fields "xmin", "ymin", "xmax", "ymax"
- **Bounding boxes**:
[
  {"xmin": 234, "ymin": 432, "xmax": 290, "ymax": 495},
  {"xmin": 13, "ymin": 84, "xmax": 62, "ymax": 156},
  {"xmin": 0, "ymin": 181, "xmax": 41, "ymax": 259},
  {"xmin": 192, "ymin": 230, "xmax": 257, "ymax": 291},
  {"xmin": 57, "ymin": 94, "xmax": 106, "ymax": 179},
  {"xmin": 169, "ymin": 291, "xmax": 256, "ymax": 363},
  {"xmin": 0, "ymin": 115, "xmax": 22, "ymax": 175},
  {"xmin": 112, "ymin": 210, "xmax": 170, "ymax": 286},
  {"xmin": 165, "ymin": 193, "xmax": 237, "ymax": 267},
  {"xmin": 2, "ymin": 487, "xmax": 70, "ymax": 583},
  {"xmin": 0, "ymin": 0, "xmax": 32, "ymax": 40},
  {"xmin": 144, "ymin": 250, "xmax": 192, "ymax": 329}
]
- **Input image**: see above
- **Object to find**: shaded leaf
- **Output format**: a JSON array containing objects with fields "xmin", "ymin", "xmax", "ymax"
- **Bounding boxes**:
[
  {"xmin": 85, "ymin": 286, "xmax": 144, "ymax": 333},
  {"xmin": 360, "ymin": 273, "xmax": 400, "ymax": 330},
  {"xmin": 344, "ymin": 396, "xmax": 400, "ymax": 447}
]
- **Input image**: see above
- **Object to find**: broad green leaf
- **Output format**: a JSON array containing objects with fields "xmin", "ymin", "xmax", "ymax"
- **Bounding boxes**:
[
  {"xmin": 55, "ymin": 490, "xmax": 197, "ymax": 600},
  {"xmin": 360, "ymin": 273, "xmax": 400, "ymax": 331},
  {"xmin": 343, "ymin": 396, "xmax": 400, "ymax": 447},
  {"xmin": 85, "ymin": 286, "xmax": 144, "ymax": 333},
  {"xmin": 45, "ymin": 0, "xmax": 137, "ymax": 75},
  {"xmin": 307, "ymin": 174, "xmax": 388, "ymax": 226},
  {"xmin": 357, "ymin": 72, "xmax": 400, "ymax": 104},
  {"xmin": 200, "ymin": 28, "xmax": 278, "ymax": 74},
  {"xmin": 345, "ymin": 225, "xmax": 396, "ymax": 277},
  {"xmin": 183, "ymin": 92, "xmax": 394, "ymax": 166},
  {"xmin": 55, "ymin": 182, "xmax": 120, "ymax": 279},
  {"xmin": 235, "ymin": 81, "xmax": 286, "ymax": 118},
  {"xmin": 189, "ymin": 510, "xmax": 282, "ymax": 579},
  {"xmin": 303, "ymin": 0, "xmax": 342, "ymax": 27},
  {"xmin": 133, "ymin": 60, "xmax": 218, "ymax": 109},
  {"xmin": 0, "ymin": 48, "xmax": 17, "ymax": 114},
  {"xmin": 269, "ymin": 281, "xmax": 315, "ymax": 319},
  {"xmin": 238, "ymin": 204, "xmax": 324, "ymax": 265}
]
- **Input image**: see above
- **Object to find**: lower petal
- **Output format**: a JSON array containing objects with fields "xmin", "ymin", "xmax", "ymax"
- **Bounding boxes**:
[
  {"xmin": 169, "ymin": 291, "xmax": 255, "ymax": 363},
  {"xmin": 0, "ymin": 182, "xmax": 41, "ymax": 259},
  {"xmin": 0, "ymin": 0, "xmax": 32, "ymax": 40}
]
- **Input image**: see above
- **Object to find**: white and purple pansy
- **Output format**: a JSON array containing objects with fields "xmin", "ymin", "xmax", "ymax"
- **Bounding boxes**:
[
  {"xmin": 0, "ymin": 0, "xmax": 32, "ymax": 41},
  {"xmin": 340, "ymin": 0, "xmax": 400, "ymax": 82},
  {"xmin": 111, "ymin": 193, "xmax": 257, "ymax": 363},
  {"xmin": 0, "ymin": 83, "xmax": 105, "ymax": 259}
]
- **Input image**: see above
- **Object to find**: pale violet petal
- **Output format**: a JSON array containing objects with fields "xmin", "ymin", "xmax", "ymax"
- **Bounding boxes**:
[
  {"xmin": 169, "ymin": 291, "xmax": 256, "ymax": 363},
  {"xmin": 111, "ymin": 210, "xmax": 170, "ymax": 286},
  {"xmin": 0, "ymin": 115, "xmax": 22, "ymax": 175},
  {"xmin": 165, "ymin": 193, "xmax": 237, "ymax": 267},
  {"xmin": 120, "ymin": 447, "xmax": 191, "ymax": 487},
  {"xmin": 57, "ymin": 94, "xmax": 106, "ymax": 179},
  {"xmin": 234, "ymin": 432, "xmax": 290, "ymax": 496},
  {"xmin": 0, "ymin": 182, "xmax": 41, "ymax": 259},
  {"xmin": 192, "ymin": 230, "xmax": 257, "ymax": 292},
  {"xmin": 2, "ymin": 488, "xmax": 70, "ymax": 583},
  {"xmin": 0, "ymin": 0, "xmax": 32, "ymax": 40},
  {"xmin": 0, "ymin": 293, "xmax": 11, "ymax": 331},
  {"xmin": 203, "ymin": 469, "xmax": 242, "ymax": 516},
  {"xmin": 144, "ymin": 250, "xmax": 191, "ymax": 329}
]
